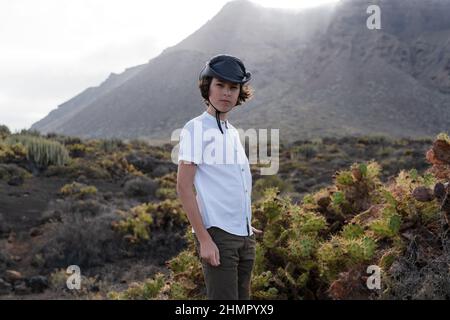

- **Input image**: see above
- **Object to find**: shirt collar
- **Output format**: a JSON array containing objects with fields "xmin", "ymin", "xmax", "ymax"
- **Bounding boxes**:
[{"xmin": 202, "ymin": 111, "xmax": 229, "ymax": 126}]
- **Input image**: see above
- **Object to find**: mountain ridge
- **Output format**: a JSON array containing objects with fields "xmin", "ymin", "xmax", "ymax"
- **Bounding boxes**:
[{"xmin": 31, "ymin": 0, "xmax": 450, "ymax": 143}]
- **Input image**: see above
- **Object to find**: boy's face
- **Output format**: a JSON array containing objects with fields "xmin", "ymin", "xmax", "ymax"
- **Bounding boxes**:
[{"xmin": 208, "ymin": 77, "xmax": 240, "ymax": 111}]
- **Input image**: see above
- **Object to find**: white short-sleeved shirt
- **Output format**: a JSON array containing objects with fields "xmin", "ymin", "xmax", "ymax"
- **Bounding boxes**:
[{"xmin": 178, "ymin": 111, "xmax": 253, "ymax": 236}]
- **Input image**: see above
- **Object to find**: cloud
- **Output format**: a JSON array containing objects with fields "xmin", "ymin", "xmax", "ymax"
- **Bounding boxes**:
[
  {"xmin": 0, "ymin": 94, "xmax": 52, "ymax": 132},
  {"xmin": 0, "ymin": 36, "xmax": 163, "ymax": 131},
  {"xmin": 0, "ymin": 0, "xmax": 337, "ymax": 131}
]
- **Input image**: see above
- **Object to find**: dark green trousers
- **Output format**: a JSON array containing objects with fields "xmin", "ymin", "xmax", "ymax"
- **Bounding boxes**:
[{"xmin": 194, "ymin": 226, "xmax": 256, "ymax": 300}]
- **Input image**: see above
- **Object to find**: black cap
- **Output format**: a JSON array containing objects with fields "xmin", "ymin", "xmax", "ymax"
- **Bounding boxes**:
[{"xmin": 199, "ymin": 54, "xmax": 251, "ymax": 84}]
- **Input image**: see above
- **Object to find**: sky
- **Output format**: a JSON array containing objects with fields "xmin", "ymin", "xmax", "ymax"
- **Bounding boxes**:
[{"xmin": 0, "ymin": 0, "xmax": 339, "ymax": 132}]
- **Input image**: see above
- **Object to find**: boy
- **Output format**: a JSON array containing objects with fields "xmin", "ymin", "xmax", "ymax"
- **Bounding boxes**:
[{"xmin": 176, "ymin": 54, "xmax": 261, "ymax": 300}]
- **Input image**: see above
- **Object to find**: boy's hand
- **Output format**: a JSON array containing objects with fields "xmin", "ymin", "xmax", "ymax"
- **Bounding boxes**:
[
  {"xmin": 252, "ymin": 226, "xmax": 263, "ymax": 235},
  {"xmin": 200, "ymin": 238, "xmax": 221, "ymax": 267}
]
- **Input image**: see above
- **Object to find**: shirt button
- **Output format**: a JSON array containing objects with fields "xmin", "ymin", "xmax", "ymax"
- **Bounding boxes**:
[{"xmin": 241, "ymin": 168, "xmax": 244, "ymax": 172}]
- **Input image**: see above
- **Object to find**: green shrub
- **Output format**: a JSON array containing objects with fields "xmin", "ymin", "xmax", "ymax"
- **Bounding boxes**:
[
  {"xmin": 113, "ymin": 204, "xmax": 153, "ymax": 243},
  {"xmin": 105, "ymin": 136, "xmax": 449, "ymax": 300},
  {"xmin": 0, "ymin": 141, "xmax": 27, "ymax": 163},
  {"xmin": 155, "ymin": 187, "xmax": 177, "ymax": 200},
  {"xmin": 123, "ymin": 176, "xmax": 158, "ymax": 198},
  {"xmin": 100, "ymin": 138, "xmax": 127, "ymax": 153},
  {"xmin": 290, "ymin": 144, "xmax": 318, "ymax": 160},
  {"xmin": 108, "ymin": 273, "xmax": 166, "ymax": 300},
  {"xmin": 46, "ymin": 158, "xmax": 110, "ymax": 179},
  {"xmin": 436, "ymin": 132, "xmax": 450, "ymax": 143},
  {"xmin": 0, "ymin": 163, "xmax": 32, "ymax": 181},
  {"xmin": 67, "ymin": 143, "xmax": 87, "ymax": 158},
  {"xmin": 98, "ymin": 153, "xmax": 143, "ymax": 179},
  {"xmin": 37, "ymin": 211, "xmax": 122, "ymax": 269},
  {"xmin": 60, "ymin": 182, "xmax": 98, "ymax": 198},
  {"xmin": 0, "ymin": 124, "xmax": 11, "ymax": 139},
  {"xmin": 252, "ymin": 175, "xmax": 294, "ymax": 201},
  {"xmin": 317, "ymin": 236, "xmax": 377, "ymax": 281},
  {"xmin": 5, "ymin": 135, "xmax": 70, "ymax": 168}
]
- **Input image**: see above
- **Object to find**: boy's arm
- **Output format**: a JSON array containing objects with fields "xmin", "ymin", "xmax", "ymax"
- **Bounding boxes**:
[
  {"xmin": 176, "ymin": 161, "xmax": 220, "ymax": 266},
  {"xmin": 176, "ymin": 161, "xmax": 210, "ymax": 243}
]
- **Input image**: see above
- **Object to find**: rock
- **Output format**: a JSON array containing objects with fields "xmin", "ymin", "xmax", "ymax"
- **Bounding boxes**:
[
  {"xmin": 26, "ymin": 276, "xmax": 49, "ymax": 293},
  {"xmin": 103, "ymin": 192, "xmax": 113, "ymax": 201},
  {"xmin": 316, "ymin": 195, "xmax": 331, "ymax": 209},
  {"xmin": 40, "ymin": 208, "xmax": 63, "ymax": 224},
  {"xmin": 76, "ymin": 175, "xmax": 88, "ymax": 184},
  {"xmin": 0, "ymin": 278, "xmax": 12, "ymax": 295},
  {"xmin": 7, "ymin": 175, "xmax": 24, "ymax": 186},
  {"xmin": 440, "ymin": 190, "xmax": 450, "ymax": 225},
  {"xmin": 0, "ymin": 252, "xmax": 13, "ymax": 273},
  {"xmin": 351, "ymin": 167, "xmax": 362, "ymax": 181},
  {"xmin": 90, "ymin": 284, "xmax": 100, "ymax": 292},
  {"xmin": 30, "ymin": 254, "xmax": 45, "ymax": 268},
  {"xmin": 0, "ymin": 213, "xmax": 11, "ymax": 235},
  {"xmin": 432, "ymin": 139, "xmax": 450, "ymax": 165},
  {"xmin": 4, "ymin": 270, "xmax": 23, "ymax": 283},
  {"xmin": 328, "ymin": 268, "xmax": 371, "ymax": 300},
  {"xmin": 30, "ymin": 227, "xmax": 42, "ymax": 237},
  {"xmin": 412, "ymin": 186, "xmax": 434, "ymax": 202},
  {"xmin": 7, "ymin": 232, "xmax": 16, "ymax": 243},
  {"xmin": 14, "ymin": 281, "xmax": 31, "ymax": 295},
  {"xmin": 124, "ymin": 235, "xmax": 136, "ymax": 243},
  {"xmin": 434, "ymin": 182, "xmax": 447, "ymax": 201}
]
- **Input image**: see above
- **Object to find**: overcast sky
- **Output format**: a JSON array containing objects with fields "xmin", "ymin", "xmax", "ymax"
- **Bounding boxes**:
[{"xmin": 0, "ymin": 0, "xmax": 338, "ymax": 132}]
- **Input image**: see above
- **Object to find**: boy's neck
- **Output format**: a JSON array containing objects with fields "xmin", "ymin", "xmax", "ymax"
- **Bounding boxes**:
[{"xmin": 206, "ymin": 107, "xmax": 228, "ymax": 121}]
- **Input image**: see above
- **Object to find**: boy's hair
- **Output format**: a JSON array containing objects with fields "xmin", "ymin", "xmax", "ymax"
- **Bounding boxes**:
[{"xmin": 198, "ymin": 76, "xmax": 254, "ymax": 107}]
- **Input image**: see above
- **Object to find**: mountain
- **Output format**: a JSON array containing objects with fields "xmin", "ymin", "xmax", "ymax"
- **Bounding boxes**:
[{"xmin": 31, "ymin": 0, "xmax": 450, "ymax": 143}]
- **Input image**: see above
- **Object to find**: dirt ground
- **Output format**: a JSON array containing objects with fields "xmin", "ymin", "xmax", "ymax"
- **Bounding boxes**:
[{"xmin": 0, "ymin": 176, "xmax": 176, "ymax": 299}]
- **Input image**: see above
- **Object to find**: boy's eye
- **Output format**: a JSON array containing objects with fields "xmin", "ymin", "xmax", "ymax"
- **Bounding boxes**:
[{"xmin": 216, "ymin": 83, "xmax": 238, "ymax": 90}]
